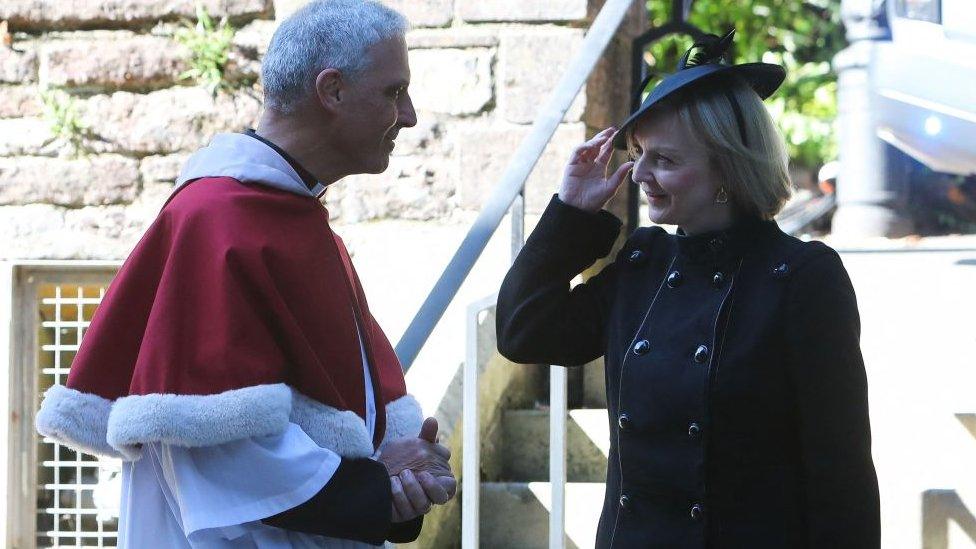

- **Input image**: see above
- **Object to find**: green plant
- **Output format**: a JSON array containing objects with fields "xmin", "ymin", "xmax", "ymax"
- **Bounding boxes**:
[
  {"xmin": 174, "ymin": 4, "xmax": 236, "ymax": 95},
  {"xmin": 40, "ymin": 89, "xmax": 89, "ymax": 157},
  {"xmin": 643, "ymin": 0, "xmax": 846, "ymax": 169}
]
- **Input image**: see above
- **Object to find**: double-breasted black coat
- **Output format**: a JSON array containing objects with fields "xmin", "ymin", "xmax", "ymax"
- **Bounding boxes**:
[{"xmin": 496, "ymin": 196, "xmax": 880, "ymax": 548}]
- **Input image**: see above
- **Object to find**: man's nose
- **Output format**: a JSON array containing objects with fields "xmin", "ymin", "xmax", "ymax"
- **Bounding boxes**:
[{"xmin": 398, "ymin": 92, "xmax": 417, "ymax": 128}]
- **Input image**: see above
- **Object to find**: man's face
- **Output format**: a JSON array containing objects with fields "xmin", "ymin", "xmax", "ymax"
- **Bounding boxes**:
[{"xmin": 334, "ymin": 35, "xmax": 417, "ymax": 175}]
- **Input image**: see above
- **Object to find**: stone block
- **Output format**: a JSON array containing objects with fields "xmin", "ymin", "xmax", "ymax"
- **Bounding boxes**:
[
  {"xmin": 140, "ymin": 154, "xmax": 189, "ymax": 184},
  {"xmin": 406, "ymin": 28, "xmax": 498, "ymax": 50},
  {"xmin": 40, "ymin": 35, "xmax": 188, "ymax": 92},
  {"xmin": 0, "ymin": 155, "xmax": 140, "ymax": 207},
  {"xmin": 459, "ymin": 0, "xmax": 588, "ymax": 22},
  {"xmin": 134, "ymin": 182, "xmax": 178, "ymax": 214},
  {"xmin": 0, "ymin": 44, "xmax": 38, "ymax": 83},
  {"xmin": 64, "ymin": 205, "xmax": 149, "ymax": 242},
  {"xmin": 0, "ymin": 204, "xmax": 66, "ymax": 258},
  {"xmin": 499, "ymin": 28, "xmax": 586, "ymax": 124},
  {"xmin": 271, "ymin": 0, "xmax": 306, "ymax": 20},
  {"xmin": 0, "ymin": 85, "xmax": 42, "ymax": 118},
  {"xmin": 226, "ymin": 20, "xmax": 277, "ymax": 84},
  {"xmin": 583, "ymin": 35, "xmax": 632, "ymax": 131},
  {"xmin": 82, "ymin": 87, "xmax": 263, "ymax": 155},
  {"xmin": 456, "ymin": 122, "xmax": 585, "ymax": 213},
  {"xmin": 382, "ymin": 0, "xmax": 454, "ymax": 28},
  {"xmin": 0, "ymin": 0, "xmax": 273, "ymax": 32},
  {"xmin": 233, "ymin": 19, "xmax": 276, "ymax": 57},
  {"xmin": 410, "ymin": 48, "xmax": 493, "ymax": 116},
  {"xmin": 325, "ymin": 154, "xmax": 456, "ymax": 222},
  {"xmin": 0, "ymin": 117, "xmax": 54, "ymax": 156}
]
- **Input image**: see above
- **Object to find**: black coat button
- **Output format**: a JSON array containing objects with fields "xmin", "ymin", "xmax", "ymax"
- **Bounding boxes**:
[
  {"xmin": 619, "ymin": 494, "xmax": 632, "ymax": 512},
  {"xmin": 628, "ymin": 250, "xmax": 645, "ymax": 264},
  {"xmin": 709, "ymin": 238, "xmax": 724, "ymax": 252},
  {"xmin": 618, "ymin": 413, "xmax": 632, "ymax": 431},
  {"xmin": 688, "ymin": 422, "xmax": 702, "ymax": 438},
  {"xmin": 633, "ymin": 339, "xmax": 650, "ymax": 356},
  {"xmin": 694, "ymin": 345, "xmax": 709, "ymax": 363},
  {"xmin": 690, "ymin": 503, "xmax": 704, "ymax": 521},
  {"xmin": 772, "ymin": 262, "xmax": 790, "ymax": 278},
  {"xmin": 667, "ymin": 270, "xmax": 682, "ymax": 288},
  {"xmin": 711, "ymin": 272, "xmax": 725, "ymax": 287}
]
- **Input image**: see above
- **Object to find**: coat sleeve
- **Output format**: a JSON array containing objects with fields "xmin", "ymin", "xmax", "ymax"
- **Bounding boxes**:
[
  {"xmin": 496, "ymin": 195, "xmax": 623, "ymax": 366},
  {"xmin": 263, "ymin": 454, "xmax": 423, "ymax": 545},
  {"xmin": 784, "ymin": 249, "xmax": 880, "ymax": 548}
]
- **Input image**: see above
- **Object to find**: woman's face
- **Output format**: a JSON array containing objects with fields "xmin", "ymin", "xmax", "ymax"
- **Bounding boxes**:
[{"xmin": 630, "ymin": 108, "xmax": 729, "ymax": 234}]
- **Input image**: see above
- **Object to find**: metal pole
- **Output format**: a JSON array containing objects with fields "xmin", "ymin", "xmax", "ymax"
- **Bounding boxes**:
[
  {"xmin": 395, "ymin": 0, "xmax": 636, "ymax": 370},
  {"xmin": 831, "ymin": 0, "xmax": 913, "ymax": 237},
  {"xmin": 511, "ymin": 190, "xmax": 525, "ymax": 263},
  {"xmin": 549, "ymin": 366, "xmax": 568, "ymax": 549}
]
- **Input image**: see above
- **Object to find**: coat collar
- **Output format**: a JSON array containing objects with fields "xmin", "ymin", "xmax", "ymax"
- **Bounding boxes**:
[{"xmin": 675, "ymin": 217, "xmax": 779, "ymax": 264}]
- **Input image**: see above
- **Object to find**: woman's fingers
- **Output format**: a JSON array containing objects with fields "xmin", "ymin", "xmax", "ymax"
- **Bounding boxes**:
[
  {"xmin": 595, "ymin": 133, "xmax": 616, "ymax": 166},
  {"xmin": 574, "ymin": 127, "xmax": 616, "ymax": 161},
  {"xmin": 607, "ymin": 161, "xmax": 635, "ymax": 190}
]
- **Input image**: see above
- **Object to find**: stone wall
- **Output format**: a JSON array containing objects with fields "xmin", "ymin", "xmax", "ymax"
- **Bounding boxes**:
[{"xmin": 0, "ymin": 0, "xmax": 643, "ymax": 259}]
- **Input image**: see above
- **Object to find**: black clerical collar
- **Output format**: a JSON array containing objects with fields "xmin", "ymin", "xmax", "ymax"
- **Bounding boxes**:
[{"xmin": 243, "ymin": 129, "xmax": 320, "ymax": 194}]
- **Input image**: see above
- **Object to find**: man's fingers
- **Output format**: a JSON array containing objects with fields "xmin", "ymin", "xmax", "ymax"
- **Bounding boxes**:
[
  {"xmin": 390, "ymin": 476, "xmax": 416, "ymax": 520},
  {"xmin": 399, "ymin": 470, "xmax": 433, "ymax": 514},
  {"xmin": 429, "ymin": 441, "xmax": 451, "ymax": 460},
  {"xmin": 417, "ymin": 471, "xmax": 450, "ymax": 504},
  {"xmin": 436, "ymin": 475, "xmax": 457, "ymax": 499},
  {"xmin": 419, "ymin": 417, "xmax": 438, "ymax": 443}
]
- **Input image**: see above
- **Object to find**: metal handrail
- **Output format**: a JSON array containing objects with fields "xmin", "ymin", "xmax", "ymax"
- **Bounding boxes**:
[{"xmin": 394, "ymin": 0, "xmax": 639, "ymax": 371}]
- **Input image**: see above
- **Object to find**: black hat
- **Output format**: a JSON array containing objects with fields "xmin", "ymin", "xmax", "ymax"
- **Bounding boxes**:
[{"xmin": 612, "ymin": 29, "xmax": 786, "ymax": 149}]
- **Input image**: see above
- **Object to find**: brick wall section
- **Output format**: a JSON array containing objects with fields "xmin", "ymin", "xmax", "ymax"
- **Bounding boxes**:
[{"xmin": 0, "ymin": 0, "xmax": 644, "ymax": 264}]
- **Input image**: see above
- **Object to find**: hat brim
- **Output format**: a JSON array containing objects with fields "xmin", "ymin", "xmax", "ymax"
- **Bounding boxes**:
[{"xmin": 612, "ymin": 62, "xmax": 786, "ymax": 150}]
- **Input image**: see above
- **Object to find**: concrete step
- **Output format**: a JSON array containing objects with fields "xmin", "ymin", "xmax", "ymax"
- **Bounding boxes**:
[
  {"xmin": 480, "ymin": 482, "xmax": 606, "ymax": 549},
  {"xmin": 502, "ymin": 409, "xmax": 609, "ymax": 482}
]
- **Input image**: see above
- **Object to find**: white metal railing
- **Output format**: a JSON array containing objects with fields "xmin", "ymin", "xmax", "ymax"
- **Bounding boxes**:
[
  {"xmin": 463, "ymin": 296, "xmax": 572, "ymax": 549},
  {"xmin": 549, "ymin": 367, "xmax": 568, "ymax": 548},
  {"xmin": 457, "ymin": 1, "xmax": 636, "ymax": 547},
  {"xmin": 394, "ymin": 0, "xmax": 639, "ymax": 371}
]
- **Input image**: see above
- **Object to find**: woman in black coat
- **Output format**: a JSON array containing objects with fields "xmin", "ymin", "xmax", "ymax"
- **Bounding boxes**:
[{"xmin": 496, "ymin": 32, "xmax": 880, "ymax": 548}]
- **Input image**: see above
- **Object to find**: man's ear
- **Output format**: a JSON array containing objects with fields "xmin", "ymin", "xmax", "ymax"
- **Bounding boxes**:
[{"xmin": 315, "ymin": 68, "xmax": 343, "ymax": 112}]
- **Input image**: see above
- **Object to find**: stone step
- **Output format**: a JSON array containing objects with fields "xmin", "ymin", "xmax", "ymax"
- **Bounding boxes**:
[
  {"xmin": 480, "ymin": 482, "xmax": 606, "ymax": 549},
  {"xmin": 502, "ymin": 408, "xmax": 609, "ymax": 482},
  {"xmin": 582, "ymin": 360, "xmax": 607, "ymax": 408}
]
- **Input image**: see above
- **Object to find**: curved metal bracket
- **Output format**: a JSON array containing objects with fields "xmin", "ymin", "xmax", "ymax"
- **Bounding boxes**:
[{"xmin": 626, "ymin": 1, "xmax": 708, "ymax": 234}]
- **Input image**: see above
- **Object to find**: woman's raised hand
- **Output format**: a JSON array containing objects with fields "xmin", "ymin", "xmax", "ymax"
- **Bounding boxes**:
[{"xmin": 558, "ymin": 127, "xmax": 634, "ymax": 213}]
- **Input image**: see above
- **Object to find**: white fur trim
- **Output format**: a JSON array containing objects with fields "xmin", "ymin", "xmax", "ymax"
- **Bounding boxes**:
[
  {"xmin": 36, "ymin": 383, "xmax": 424, "ymax": 463},
  {"xmin": 108, "ymin": 384, "xmax": 292, "ymax": 460},
  {"xmin": 288, "ymin": 389, "xmax": 375, "ymax": 459},
  {"xmin": 36, "ymin": 384, "xmax": 123, "ymax": 459},
  {"xmin": 381, "ymin": 394, "xmax": 424, "ymax": 448}
]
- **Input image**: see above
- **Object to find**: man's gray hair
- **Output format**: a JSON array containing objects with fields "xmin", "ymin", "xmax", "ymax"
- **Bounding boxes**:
[{"xmin": 262, "ymin": 0, "xmax": 408, "ymax": 114}]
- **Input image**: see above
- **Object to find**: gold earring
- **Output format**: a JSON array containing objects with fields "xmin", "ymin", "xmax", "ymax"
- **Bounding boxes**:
[{"xmin": 715, "ymin": 187, "xmax": 729, "ymax": 204}]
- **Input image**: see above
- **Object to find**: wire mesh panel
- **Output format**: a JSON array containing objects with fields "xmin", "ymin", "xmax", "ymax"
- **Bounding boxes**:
[{"xmin": 35, "ymin": 283, "xmax": 120, "ymax": 548}]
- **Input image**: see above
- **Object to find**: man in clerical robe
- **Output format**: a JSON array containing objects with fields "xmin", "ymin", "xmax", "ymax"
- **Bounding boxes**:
[{"xmin": 36, "ymin": 1, "xmax": 455, "ymax": 546}]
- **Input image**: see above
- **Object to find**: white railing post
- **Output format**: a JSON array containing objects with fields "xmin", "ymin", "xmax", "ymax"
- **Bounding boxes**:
[
  {"xmin": 462, "ymin": 302, "xmax": 481, "ymax": 548},
  {"xmin": 462, "ymin": 295, "xmax": 498, "ymax": 548},
  {"xmin": 549, "ymin": 366, "xmax": 568, "ymax": 549}
]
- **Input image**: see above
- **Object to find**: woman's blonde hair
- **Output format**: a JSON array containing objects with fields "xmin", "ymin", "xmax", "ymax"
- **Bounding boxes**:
[{"xmin": 627, "ymin": 75, "xmax": 792, "ymax": 220}]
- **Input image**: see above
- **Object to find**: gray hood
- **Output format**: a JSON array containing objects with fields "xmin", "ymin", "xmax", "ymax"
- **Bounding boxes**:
[{"xmin": 175, "ymin": 133, "xmax": 325, "ymax": 197}]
